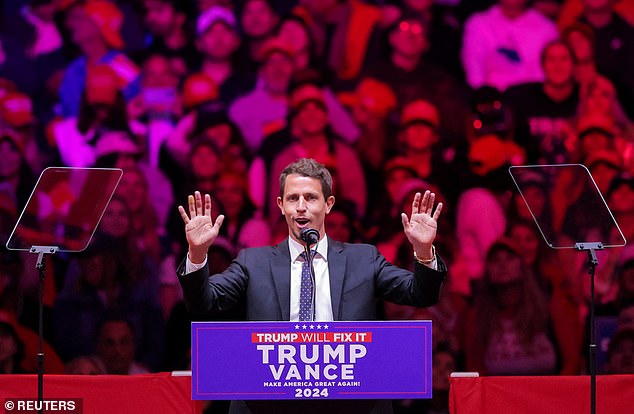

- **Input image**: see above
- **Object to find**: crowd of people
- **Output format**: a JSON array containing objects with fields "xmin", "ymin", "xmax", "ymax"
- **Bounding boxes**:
[{"xmin": 1, "ymin": 0, "xmax": 634, "ymax": 412}]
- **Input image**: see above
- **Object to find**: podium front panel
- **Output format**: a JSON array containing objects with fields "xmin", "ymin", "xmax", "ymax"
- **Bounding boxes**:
[{"xmin": 191, "ymin": 321, "xmax": 432, "ymax": 400}]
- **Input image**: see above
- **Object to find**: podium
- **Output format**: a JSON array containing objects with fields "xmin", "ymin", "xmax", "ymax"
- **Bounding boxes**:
[{"xmin": 191, "ymin": 321, "xmax": 433, "ymax": 402}]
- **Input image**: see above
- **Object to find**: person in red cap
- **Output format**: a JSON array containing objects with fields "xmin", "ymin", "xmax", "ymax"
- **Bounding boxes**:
[
  {"xmin": 265, "ymin": 74, "xmax": 367, "ymax": 224},
  {"xmin": 0, "ymin": 91, "xmax": 47, "ymax": 172},
  {"xmin": 59, "ymin": 0, "xmax": 140, "ymax": 117},
  {"xmin": 338, "ymin": 77, "xmax": 397, "ymax": 173}
]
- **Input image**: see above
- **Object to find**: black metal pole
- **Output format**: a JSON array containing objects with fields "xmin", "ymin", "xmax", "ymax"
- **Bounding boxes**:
[
  {"xmin": 587, "ymin": 248, "xmax": 598, "ymax": 414},
  {"xmin": 35, "ymin": 251, "xmax": 46, "ymax": 414}
]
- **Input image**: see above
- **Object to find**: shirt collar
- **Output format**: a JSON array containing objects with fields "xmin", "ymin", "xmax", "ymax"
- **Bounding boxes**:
[{"xmin": 289, "ymin": 235, "xmax": 329, "ymax": 262}]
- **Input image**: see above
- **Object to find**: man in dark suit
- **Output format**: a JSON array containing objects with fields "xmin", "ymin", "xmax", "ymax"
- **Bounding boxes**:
[{"xmin": 177, "ymin": 158, "xmax": 446, "ymax": 413}]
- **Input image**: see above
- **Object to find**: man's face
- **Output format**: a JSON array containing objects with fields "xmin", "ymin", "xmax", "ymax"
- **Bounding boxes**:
[
  {"xmin": 241, "ymin": 0, "xmax": 278, "ymax": 38},
  {"xmin": 294, "ymin": 101, "xmax": 329, "ymax": 137},
  {"xmin": 96, "ymin": 321, "xmax": 136, "ymax": 374},
  {"xmin": 197, "ymin": 22, "xmax": 240, "ymax": 60},
  {"xmin": 277, "ymin": 174, "xmax": 334, "ymax": 244},
  {"xmin": 389, "ymin": 20, "xmax": 428, "ymax": 58},
  {"xmin": 144, "ymin": 0, "xmax": 180, "ymax": 36},
  {"xmin": 262, "ymin": 52, "xmax": 294, "ymax": 95},
  {"xmin": 65, "ymin": 7, "xmax": 102, "ymax": 48},
  {"xmin": 543, "ymin": 43, "xmax": 574, "ymax": 87}
]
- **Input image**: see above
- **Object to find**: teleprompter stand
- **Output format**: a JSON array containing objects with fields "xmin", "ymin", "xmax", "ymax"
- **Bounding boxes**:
[
  {"xmin": 5, "ymin": 167, "xmax": 122, "ymax": 412},
  {"xmin": 510, "ymin": 164, "xmax": 626, "ymax": 414}
]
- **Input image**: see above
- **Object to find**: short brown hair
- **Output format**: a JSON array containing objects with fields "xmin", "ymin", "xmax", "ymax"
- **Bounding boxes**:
[{"xmin": 279, "ymin": 158, "xmax": 333, "ymax": 199}]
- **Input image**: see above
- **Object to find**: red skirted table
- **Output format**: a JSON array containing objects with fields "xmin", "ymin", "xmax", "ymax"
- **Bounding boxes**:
[
  {"xmin": 450, "ymin": 375, "xmax": 634, "ymax": 414},
  {"xmin": 0, "ymin": 373, "xmax": 202, "ymax": 413}
]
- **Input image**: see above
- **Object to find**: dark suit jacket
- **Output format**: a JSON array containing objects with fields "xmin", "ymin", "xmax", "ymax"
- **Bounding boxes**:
[{"xmin": 177, "ymin": 237, "xmax": 447, "ymax": 414}]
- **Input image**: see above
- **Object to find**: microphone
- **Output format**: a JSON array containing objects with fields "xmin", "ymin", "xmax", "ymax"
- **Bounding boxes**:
[
  {"xmin": 299, "ymin": 228, "xmax": 319, "ymax": 321},
  {"xmin": 299, "ymin": 228, "xmax": 320, "ymax": 246}
]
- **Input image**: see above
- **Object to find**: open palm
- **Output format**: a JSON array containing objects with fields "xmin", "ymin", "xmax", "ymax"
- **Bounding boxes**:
[{"xmin": 178, "ymin": 191, "xmax": 224, "ymax": 263}]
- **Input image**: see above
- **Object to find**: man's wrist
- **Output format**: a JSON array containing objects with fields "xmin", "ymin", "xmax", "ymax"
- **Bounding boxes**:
[
  {"xmin": 413, "ymin": 245, "xmax": 436, "ymax": 264},
  {"xmin": 188, "ymin": 249, "xmax": 207, "ymax": 265}
]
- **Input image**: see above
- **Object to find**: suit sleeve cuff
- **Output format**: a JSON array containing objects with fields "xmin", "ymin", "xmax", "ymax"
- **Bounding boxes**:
[{"xmin": 185, "ymin": 254, "xmax": 208, "ymax": 274}]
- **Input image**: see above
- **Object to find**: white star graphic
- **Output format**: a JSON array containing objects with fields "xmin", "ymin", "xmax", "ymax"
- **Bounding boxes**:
[
  {"xmin": 323, "ymin": 324, "xmax": 329, "ymax": 329},
  {"xmin": 302, "ymin": 324, "xmax": 308, "ymax": 329},
  {"xmin": 309, "ymin": 324, "xmax": 315, "ymax": 329},
  {"xmin": 295, "ymin": 324, "xmax": 300, "ymax": 330},
  {"xmin": 317, "ymin": 324, "xmax": 322, "ymax": 329}
]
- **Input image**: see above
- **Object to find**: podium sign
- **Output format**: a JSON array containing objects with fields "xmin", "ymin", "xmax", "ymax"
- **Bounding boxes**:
[{"xmin": 191, "ymin": 320, "xmax": 432, "ymax": 400}]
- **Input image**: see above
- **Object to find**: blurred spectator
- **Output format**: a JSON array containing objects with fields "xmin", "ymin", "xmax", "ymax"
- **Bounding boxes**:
[
  {"xmin": 94, "ymin": 318, "xmax": 150, "ymax": 375},
  {"xmin": 0, "ymin": 0, "xmax": 65, "ymax": 118},
  {"xmin": 533, "ymin": 0, "xmax": 564, "ymax": 20},
  {"xmin": 461, "ymin": 239, "xmax": 559, "ymax": 375},
  {"xmin": 338, "ymin": 77, "xmax": 397, "ymax": 174},
  {"xmin": 392, "ymin": 0, "xmax": 465, "ymax": 80},
  {"xmin": 617, "ymin": 301, "xmax": 634, "ymax": 330},
  {"xmin": 276, "ymin": 15, "xmax": 318, "ymax": 71},
  {"xmin": 64, "ymin": 355, "xmax": 105, "ymax": 375},
  {"xmin": 558, "ymin": 0, "xmax": 634, "ymax": 29},
  {"xmin": 93, "ymin": 129, "xmax": 174, "ymax": 233},
  {"xmin": 59, "ymin": 1, "xmax": 140, "ymax": 118},
  {"xmin": 325, "ymin": 200, "xmax": 360, "ymax": 243},
  {"xmin": 574, "ymin": 0, "xmax": 634, "ymax": 118},
  {"xmin": 237, "ymin": 0, "xmax": 281, "ymax": 67},
  {"xmin": 462, "ymin": 0, "xmax": 558, "ymax": 91},
  {"xmin": 141, "ymin": 0, "xmax": 198, "ymax": 76},
  {"xmin": 52, "ymin": 64, "xmax": 134, "ymax": 167},
  {"xmin": 503, "ymin": 39, "xmax": 579, "ymax": 163},
  {"xmin": 562, "ymin": 22, "xmax": 599, "ymax": 88},
  {"xmin": 451, "ymin": 145, "xmax": 522, "ymax": 297},
  {"xmin": 195, "ymin": 6, "xmax": 254, "ymax": 103},
  {"xmin": 603, "ymin": 328, "xmax": 634, "ymax": 374},
  {"xmin": 165, "ymin": 138, "xmax": 223, "ymax": 257},
  {"xmin": 0, "ymin": 128, "xmax": 37, "ymax": 213},
  {"xmin": 396, "ymin": 99, "xmax": 461, "ymax": 203},
  {"xmin": 114, "ymin": 166, "xmax": 164, "ymax": 261},
  {"xmin": 0, "ymin": 90, "xmax": 52, "ymax": 171},
  {"xmin": 162, "ymin": 71, "xmax": 220, "ymax": 171},
  {"xmin": 53, "ymin": 210, "xmax": 164, "ymax": 370},
  {"xmin": 575, "ymin": 76, "xmax": 634, "ymax": 168},
  {"xmin": 367, "ymin": 14, "xmax": 469, "ymax": 147},
  {"xmin": 0, "ymin": 310, "xmax": 64, "ymax": 375},
  {"xmin": 127, "ymin": 53, "xmax": 182, "ymax": 168},
  {"xmin": 266, "ymin": 77, "xmax": 367, "ymax": 221},
  {"xmin": 294, "ymin": 0, "xmax": 384, "ymax": 87},
  {"xmin": 229, "ymin": 36, "xmax": 296, "ymax": 153},
  {"xmin": 507, "ymin": 219, "xmax": 584, "ymax": 374},
  {"xmin": 0, "ymin": 321, "xmax": 25, "ymax": 374},
  {"xmin": 214, "ymin": 170, "xmax": 271, "ymax": 250},
  {"xmin": 366, "ymin": 156, "xmax": 419, "ymax": 242}
]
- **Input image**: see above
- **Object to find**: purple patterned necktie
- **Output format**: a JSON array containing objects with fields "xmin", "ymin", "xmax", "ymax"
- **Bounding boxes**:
[{"xmin": 299, "ymin": 250, "xmax": 316, "ymax": 321}]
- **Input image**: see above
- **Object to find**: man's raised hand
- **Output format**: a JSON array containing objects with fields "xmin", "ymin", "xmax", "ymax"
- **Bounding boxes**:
[
  {"xmin": 178, "ymin": 191, "xmax": 224, "ymax": 264},
  {"xmin": 401, "ymin": 191, "xmax": 443, "ymax": 261}
]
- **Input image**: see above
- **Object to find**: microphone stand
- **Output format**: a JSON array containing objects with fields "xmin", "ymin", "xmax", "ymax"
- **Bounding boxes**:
[{"xmin": 302, "ymin": 241, "xmax": 317, "ymax": 322}]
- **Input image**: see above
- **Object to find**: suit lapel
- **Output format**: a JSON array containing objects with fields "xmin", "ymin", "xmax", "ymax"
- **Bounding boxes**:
[
  {"xmin": 271, "ymin": 239, "xmax": 291, "ymax": 320},
  {"xmin": 327, "ymin": 237, "xmax": 346, "ymax": 321}
]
